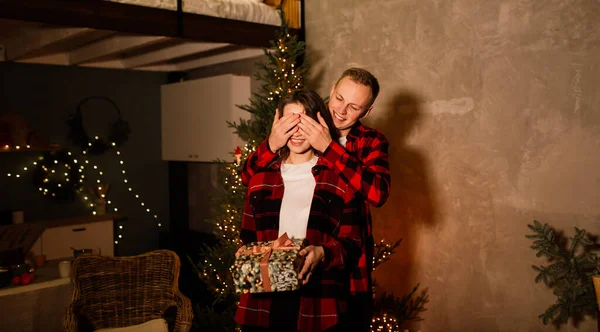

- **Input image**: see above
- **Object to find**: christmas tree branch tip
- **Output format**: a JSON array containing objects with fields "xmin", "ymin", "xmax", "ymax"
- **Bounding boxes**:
[{"xmin": 525, "ymin": 220, "xmax": 600, "ymax": 326}]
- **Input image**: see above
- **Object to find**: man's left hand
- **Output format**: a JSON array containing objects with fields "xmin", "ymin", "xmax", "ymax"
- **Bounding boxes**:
[
  {"xmin": 297, "ymin": 245, "xmax": 325, "ymax": 285},
  {"xmin": 297, "ymin": 113, "xmax": 332, "ymax": 153}
]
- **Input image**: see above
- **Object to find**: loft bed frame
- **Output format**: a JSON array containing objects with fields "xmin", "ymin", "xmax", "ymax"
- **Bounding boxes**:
[{"xmin": 0, "ymin": 0, "xmax": 304, "ymax": 71}]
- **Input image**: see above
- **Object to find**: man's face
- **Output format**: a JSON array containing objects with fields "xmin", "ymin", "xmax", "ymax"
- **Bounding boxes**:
[
  {"xmin": 328, "ymin": 77, "xmax": 373, "ymax": 136},
  {"xmin": 283, "ymin": 103, "xmax": 311, "ymax": 155}
]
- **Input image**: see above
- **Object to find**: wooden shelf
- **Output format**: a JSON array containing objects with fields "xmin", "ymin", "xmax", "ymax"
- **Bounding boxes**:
[
  {"xmin": 0, "ymin": 214, "xmax": 123, "ymax": 265},
  {"xmin": 0, "ymin": 259, "xmax": 70, "ymax": 297}
]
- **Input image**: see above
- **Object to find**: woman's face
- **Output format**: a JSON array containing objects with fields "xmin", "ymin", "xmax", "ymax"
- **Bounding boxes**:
[{"xmin": 283, "ymin": 103, "xmax": 311, "ymax": 155}]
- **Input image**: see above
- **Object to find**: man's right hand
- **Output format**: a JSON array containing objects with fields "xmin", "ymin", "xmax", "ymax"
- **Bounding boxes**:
[{"xmin": 267, "ymin": 109, "xmax": 300, "ymax": 153}]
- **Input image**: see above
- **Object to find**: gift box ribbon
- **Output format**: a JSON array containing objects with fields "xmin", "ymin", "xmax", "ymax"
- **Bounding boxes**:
[{"xmin": 238, "ymin": 232, "xmax": 301, "ymax": 292}]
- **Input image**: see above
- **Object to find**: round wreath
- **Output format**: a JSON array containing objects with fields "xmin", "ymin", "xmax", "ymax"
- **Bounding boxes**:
[
  {"xmin": 67, "ymin": 96, "xmax": 130, "ymax": 155},
  {"xmin": 32, "ymin": 149, "xmax": 82, "ymax": 202}
]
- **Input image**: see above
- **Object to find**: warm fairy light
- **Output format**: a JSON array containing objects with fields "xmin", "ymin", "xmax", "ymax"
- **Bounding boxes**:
[
  {"xmin": 373, "ymin": 239, "xmax": 402, "ymax": 271},
  {"xmin": 77, "ymin": 145, "xmax": 163, "ymax": 236},
  {"xmin": 199, "ymin": 144, "xmax": 254, "ymax": 291},
  {"xmin": 370, "ymin": 313, "xmax": 399, "ymax": 332},
  {"xmin": 6, "ymin": 143, "xmax": 165, "ymax": 248}
]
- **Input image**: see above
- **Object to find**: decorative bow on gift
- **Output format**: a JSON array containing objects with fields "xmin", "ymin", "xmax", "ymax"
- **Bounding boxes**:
[{"xmin": 236, "ymin": 232, "xmax": 301, "ymax": 292}]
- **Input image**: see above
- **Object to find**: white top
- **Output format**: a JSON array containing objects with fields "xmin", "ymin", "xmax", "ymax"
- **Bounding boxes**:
[
  {"xmin": 278, "ymin": 156, "xmax": 318, "ymax": 239},
  {"xmin": 339, "ymin": 136, "xmax": 348, "ymax": 147}
]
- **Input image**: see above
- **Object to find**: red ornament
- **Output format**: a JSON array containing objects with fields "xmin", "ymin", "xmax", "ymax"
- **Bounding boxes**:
[
  {"xmin": 20, "ymin": 273, "xmax": 33, "ymax": 285},
  {"xmin": 11, "ymin": 276, "xmax": 20, "ymax": 286}
]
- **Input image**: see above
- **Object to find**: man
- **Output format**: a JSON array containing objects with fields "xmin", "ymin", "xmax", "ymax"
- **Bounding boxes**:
[{"xmin": 241, "ymin": 68, "xmax": 391, "ymax": 331}]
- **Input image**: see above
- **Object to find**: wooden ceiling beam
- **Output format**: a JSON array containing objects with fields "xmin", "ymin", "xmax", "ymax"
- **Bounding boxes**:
[
  {"xmin": 133, "ymin": 63, "xmax": 179, "ymax": 72},
  {"xmin": 175, "ymin": 48, "xmax": 266, "ymax": 71},
  {"xmin": 16, "ymin": 53, "xmax": 69, "ymax": 65},
  {"xmin": 2, "ymin": 26, "xmax": 111, "ymax": 60},
  {"xmin": 79, "ymin": 59, "xmax": 126, "ymax": 69},
  {"xmin": 0, "ymin": 0, "xmax": 298, "ymax": 48},
  {"xmin": 70, "ymin": 35, "xmax": 170, "ymax": 65},
  {"xmin": 123, "ymin": 41, "xmax": 230, "ymax": 69}
]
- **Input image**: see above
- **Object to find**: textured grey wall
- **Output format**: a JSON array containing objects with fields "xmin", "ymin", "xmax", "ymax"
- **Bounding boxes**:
[{"xmin": 305, "ymin": 1, "xmax": 600, "ymax": 331}]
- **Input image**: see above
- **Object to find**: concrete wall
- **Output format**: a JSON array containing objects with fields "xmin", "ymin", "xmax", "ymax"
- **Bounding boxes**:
[{"xmin": 305, "ymin": 1, "xmax": 600, "ymax": 331}]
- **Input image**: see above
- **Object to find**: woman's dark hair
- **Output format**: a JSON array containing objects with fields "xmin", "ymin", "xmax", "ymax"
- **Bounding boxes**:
[{"xmin": 276, "ymin": 89, "xmax": 339, "ymax": 161}]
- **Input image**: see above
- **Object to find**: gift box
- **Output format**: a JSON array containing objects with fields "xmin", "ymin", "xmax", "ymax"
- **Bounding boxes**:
[{"xmin": 233, "ymin": 233, "xmax": 306, "ymax": 294}]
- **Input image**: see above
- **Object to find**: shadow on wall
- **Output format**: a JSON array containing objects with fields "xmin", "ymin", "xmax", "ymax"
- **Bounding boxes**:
[{"xmin": 370, "ymin": 90, "xmax": 442, "ymax": 304}]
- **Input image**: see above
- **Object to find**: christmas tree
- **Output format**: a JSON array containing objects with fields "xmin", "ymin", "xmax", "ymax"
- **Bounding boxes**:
[
  {"xmin": 190, "ymin": 19, "xmax": 308, "ymax": 332},
  {"xmin": 526, "ymin": 220, "xmax": 600, "ymax": 326},
  {"xmin": 371, "ymin": 239, "xmax": 429, "ymax": 332},
  {"xmin": 191, "ymin": 17, "xmax": 428, "ymax": 332}
]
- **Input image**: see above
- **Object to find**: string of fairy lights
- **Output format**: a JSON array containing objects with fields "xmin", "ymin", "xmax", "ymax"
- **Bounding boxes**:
[
  {"xmin": 200, "ymin": 143, "xmax": 256, "ymax": 294},
  {"xmin": 371, "ymin": 313, "xmax": 400, "ymax": 332},
  {"xmin": 370, "ymin": 239, "xmax": 404, "ymax": 331},
  {"xmin": 4, "ymin": 137, "xmax": 163, "ymax": 247},
  {"xmin": 373, "ymin": 239, "xmax": 401, "ymax": 271},
  {"xmin": 218, "ymin": 143, "xmax": 256, "ymax": 240},
  {"xmin": 267, "ymin": 35, "xmax": 303, "ymax": 102}
]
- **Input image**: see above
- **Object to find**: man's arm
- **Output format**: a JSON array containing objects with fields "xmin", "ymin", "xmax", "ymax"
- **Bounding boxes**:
[
  {"xmin": 297, "ymin": 113, "xmax": 391, "ymax": 207},
  {"xmin": 323, "ymin": 136, "xmax": 391, "ymax": 207}
]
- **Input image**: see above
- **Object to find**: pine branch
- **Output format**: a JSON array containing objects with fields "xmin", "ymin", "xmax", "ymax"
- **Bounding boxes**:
[
  {"xmin": 525, "ymin": 220, "xmax": 600, "ymax": 326},
  {"xmin": 376, "ymin": 284, "xmax": 429, "ymax": 327},
  {"xmin": 189, "ymin": 239, "xmax": 239, "ymax": 303},
  {"xmin": 373, "ymin": 238, "xmax": 402, "ymax": 271}
]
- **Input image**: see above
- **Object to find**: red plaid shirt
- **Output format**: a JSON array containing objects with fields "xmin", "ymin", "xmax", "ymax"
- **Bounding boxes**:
[
  {"xmin": 235, "ymin": 148, "xmax": 363, "ymax": 331},
  {"xmin": 242, "ymin": 122, "xmax": 391, "ymax": 295}
]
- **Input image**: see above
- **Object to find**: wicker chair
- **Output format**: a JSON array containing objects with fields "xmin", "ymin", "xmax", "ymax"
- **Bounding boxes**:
[{"xmin": 64, "ymin": 250, "xmax": 193, "ymax": 332}]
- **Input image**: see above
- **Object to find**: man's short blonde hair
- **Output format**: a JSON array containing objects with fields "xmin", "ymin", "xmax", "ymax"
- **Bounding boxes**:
[{"xmin": 335, "ymin": 68, "xmax": 380, "ymax": 109}]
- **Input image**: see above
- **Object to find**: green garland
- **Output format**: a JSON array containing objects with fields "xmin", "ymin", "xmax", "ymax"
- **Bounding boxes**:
[
  {"xmin": 67, "ymin": 96, "xmax": 130, "ymax": 155},
  {"xmin": 32, "ymin": 149, "xmax": 83, "ymax": 202}
]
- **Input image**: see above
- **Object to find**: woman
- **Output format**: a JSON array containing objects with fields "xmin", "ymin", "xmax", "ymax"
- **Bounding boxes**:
[{"xmin": 235, "ymin": 89, "xmax": 362, "ymax": 332}]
